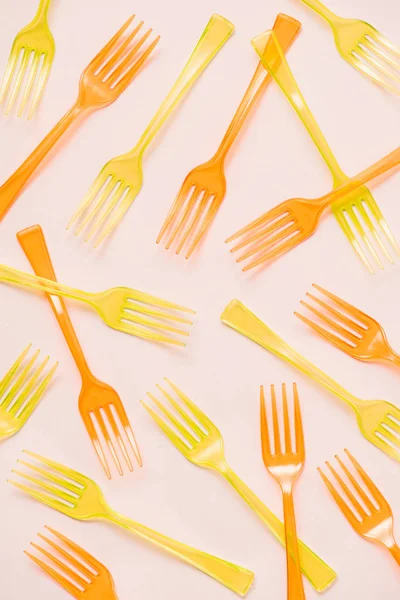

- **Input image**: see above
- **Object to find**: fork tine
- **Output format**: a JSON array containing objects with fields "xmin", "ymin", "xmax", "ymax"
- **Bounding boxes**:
[
  {"xmin": 39, "ymin": 531, "xmax": 94, "ymax": 578},
  {"xmin": 25, "ymin": 550, "xmax": 82, "ymax": 599},
  {"xmin": 117, "ymin": 322, "xmax": 187, "ymax": 346},
  {"xmin": 334, "ymin": 208, "xmax": 374, "ymax": 272},
  {"xmin": 91, "ymin": 410, "xmax": 123, "ymax": 476},
  {"xmin": 343, "ymin": 205, "xmax": 384, "ymax": 269},
  {"xmin": 114, "ymin": 35, "xmax": 160, "ymax": 94},
  {"xmin": 17, "ymin": 458, "xmax": 82, "ymax": 493},
  {"xmin": 97, "ymin": 20, "xmax": 144, "ymax": 80},
  {"xmin": 356, "ymin": 201, "xmax": 394, "ymax": 263},
  {"xmin": 158, "ymin": 382, "xmax": 206, "ymax": 438},
  {"xmin": 102, "ymin": 404, "xmax": 133, "ymax": 472},
  {"xmin": 23, "ymin": 450, "xmax": 87, "ymax": 486},
  {"xmin": 141, "ymin": 399, "xmax": 192, "ymax": 454},
  {"xmin": 84, "ymin": 416, "xmax": 111, "ymax": 479},
  {"xmin": 0, "ymin": 344, "xmax": 32, "ymax": 396},
  {"xmin": 335, "ymin": 454, "xmax": 376, "ymax": 513},
  {"xmin": 146, "ymin": 391, "xmax": 197, "ymax": 446},
  {"xmin": 344, "ymin": 449, "xmax": 385, "ymax": 508},
  {"xmin": 106, "ymin": 27, "xmax": 152, "ymax": 86},
  {"xmin": 229, "ymin": 213, "xmax": 293, "ymax": 253},
  {"xmin": 374, "ymin": 430, "xmax": 400, "ymax": 461},
  {"xmin": 31, "ymin": 541, "xmax": 88, "ymax": 588},
  {"xmin": 1, "ymin": 349, "xmax": 41, "ymax": 410},
  {"xmin": 27, "ymin": 55, "xmax": 52, "ymax": 120},
  {"xmin": 359, "ymin": 43, "xmax": 400, "ymax": 82},
  {"xmin": 271, "ymin": 384, "xmax": 281, "ymax": 455},
  {"xmin": 8, "ymin": 355, "xmax": 51, "ymax": 414},
  {"xmin": 318, "ymin": 466, "xmax": 359, "ymax": 527},
  {"xmin": 110, "ymin": 401, "xmax": 142, "ymax": 466},
  {"xmin": 295, "ymin": 310, "xmax": 355, "ymax": 351},
  {"xmin": 92, "ymin": 189, "xmax": 137, "ymax": 248},
  {"xmin": 298, "ymin": 299, "xmax": 361, "ymax": 342},
  {"xmin": 371, "ymin": 32, "xmax": 400, "ymax": 58},
  {"xmin": 10, "ymin": 359, "xmax": 58, "ymax": 419},
  {"xmin": 236, "ymin": 222, "xmax": 299, "ymax": 263},
  {"xmin": 351, "ymin": 52, "xmax": 400, "ymax": 96},
  {"xmin": 126, "ymin": 290, "xmax": 195, "ymax": 314},
  {"xmin": 293, "ymin": 383, "xmax": 304, "ymax": 455},
  {"xmin": 11, "ymin": 469, "xmax": 77, "ymax": 504},
  {"xmin": 89, "ymin": 15, "xmax": 136, "ymax": 73},
  {"xmin": 312, "ymin": 284, "xmax": 370, "ymax": 327},
  {"xmin": 85, "ymin": 185, "xmax": 128, "ymax": 243},
  {"xmin": 166, "ymin": 378, "xmax": 215, "ymax": 432},
  {"xmin": 8, "ymin": 479, "xmax": 70, "ymax": 512},
  {"xmin": 76, "ymin": 177, "xmax": 118, "ymax": 237},
  {"xmin": 260, "ymin": 385, "xmax": 272, "ymax": 460},
  {"xmin": 175, "ymin": 192, "xmax": 212, "ymax": 255},
  {"xmin": 123, "ymin": 302, "xmax": 192, "ymax": 324},
  {"xmin": 305, "ymin": 293, "xmax": 366, "ymax": 334},
  {"xmin": 226, "ymin": 205, "xmax": 285, "ymax": 244},
  {"xmin": 45, "ymin": 526, "xmax": 102, "ymax": 570},
  {"xmin": 67, "ymin": 172, "xmax": 112, "ymax": 232},
  {"xmin": 282, "ymin": 383, "xmax": 292, "ymax": 453},
  {"xmin": 18, "ymin": 51, "xmax": 40, "ymax": 118},
  {"xmin": 166, "ymin": 188, "xmax": 203, "ymax": 250},
  {"xmin": 122, "ymin": 311, "xmax": 190, "ymax": 337},
  {"xmin": 327, "ymin": 459, "xmax": 367, "ymax": 519},
  {"xmin": 242, "ymin": 229, "xmax": 302, "ymax": 271},
  {"xmin": 0, "ymin": 48, "xmax": 18, "ymax": 105},
  {"xmin": 157, "ymin": 180, "xmax": 193, "ymax": 244},
  {"xmin": 186, "ymin": 198, "xmax": 221, "ymax": 259},
  {"xmin": 5, "ymin": 49, "xmax": 30, "ymax": 115}
]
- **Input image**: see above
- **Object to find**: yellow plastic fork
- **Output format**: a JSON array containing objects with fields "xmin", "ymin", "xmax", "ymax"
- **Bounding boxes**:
[
  {"xmin": 298, "ymin": 0, "xmax": 400, "ymax": 95},
  {"xmin": 156, "ymin": 14, "xmax": 301, "ymax": 259},
  {"xmin": 0, "ymin": 344, "xmax": 57, "ymax": 439},
  {"xmin": 0, "ymin": 0, "xmax": 55, "ymax": 118},
  {"xmin": 67, "ymin": 14, "xmax": 234, "ymax": 247},
  {"xmin": 26, "ymin": 526, "xmax": 118, "ymax": 599},
  {"xmin": 252, "ymin": 30, "xmax": 399, "ymax": 273},
  {"xmin": 319, "ymin": 449, "xmax": 400, "ymax": 566},
  {"xmin": 221, "ymin": 299, "xmax": 400, "ymax": 462},
  {"xmin": 9, "ymin": 451, "xmax": 255, "ymax": 596},
  {"xmin": 296, "ymin": 283, "xmax": 400, "ymax": 367},
  {"xmin": 142, "ymin": 378, "xmax": 336, "ymax": 592},
  {"xmin": 0, "ymin": 15, "xmax": 159, "ymax": 221},
  {"xmin": 260, "ymin": 384, "xmax": 306, "ymax": 600},
  {"xmin": 0, "ymin": 261, "xmax": 194, "ymax": 346}
]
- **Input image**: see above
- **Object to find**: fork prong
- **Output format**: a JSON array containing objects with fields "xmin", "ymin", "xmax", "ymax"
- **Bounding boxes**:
[
  {"xmin": 125, "ymin": 290, "xmax": 195, "ymax": 314},
  {"xmin": 229, "ymin": 213, "xmax": 293, "ymax": 254},
  {"xmin": 186, "ymin": 197, "xmax": 221, "ymax": 259},
  {"xmin": 8, "ymin": 355, "xmax": 50, "ymax": 415},
  {"xmin": 121, "ymin": 311, "xmax": 190, "ymax": 337},
  {"xmin": 351, "ymin": 52, "xmax": 400, "ymax": 96},
  {"xmin": 89, "ymin": 15, "xmax": 136, "ymax": 73},
  {"xmin": 166, "ymin": 188, "xmax": 203, "ymax": 250},
  {"xmin": 85, "ymin": 185, "xmax": 128, "ymax": 243},
  {"xmin": 356, "ymin": 201, "xmax": 394, "ymax": 264},
  {"xmin": 39, "ymin": 532, "xmax": 94, "ymax": 578},
  {"xmin": 109, "ymin": 401, "xmax": 142, "ymax": 466},
  {"xmin": 27, "ymin": 54, "xmax": 52, "ymax": 120},
  {"xmin": 158, "ymin": 382, "xmax": 206, "ymax": 438},
  {"xmin": 343, "ymin": 205, "xmax": 384, "ymax": 270},
  {"xmin": 157, "ymin": 180, "xmax": 193, "ymax": 245},
  {"xmin": 123, "ymin": 301, "xmax": 192, "ymax": 325},
  {"xmin": 374, "ymin": 429, "xmax": 400, "ymax": 461},
  {"xmin": 67, "ymin": 172, "xmax": 112, "ymax": 232},
  {"xmin": 260, "ymin": 385, "xmax": 272, "ymax": 460},
  {"xmin": 106, "ymin": 26, "xmax": 151, "ymax": 86},
  {"xmin": 92, "ymin": 409, "xmax": 123, "ymax": 476},
  {"xmin": 102, "ymin": 404, "xmax": 133, "ymax": 472},
  {"xmin": 359, "ymin": 42, "xmax": 400, "ymax": 83},
  {"xmin": 304, "ymin": 294, "xmax": 365, "ymax": 335},
  {"xmin": 45, "ymin": 526, "xmax": 103, "ymax": 571},
  {"xmin": 0, "ymin": 344, "xmax": 32, "ymax": 397},
  {"xmin": 226, "ymin": 205, "xmax": 286, "ymax": 245},
  {"xmin": 282, "ymin": 383, "xmax": 292, "ymax": 453},
  {"xmin": 371, "ymin": 31, "xmax": 400, "ymax": 58},
  {"xmin": 12, "ymin": 469, "xmax": 77, "ymax": 504},
  {"xmin": 23, "ymin": 450, "xmax": 87, "ymax": 487},
  {"xmin": 0, "ymin": 48, "xmax": 18, "ymax": 105},
  {"xmin": 146, "ymin": 391, "xmax": 197, "ymax": 446},
  {"xmin": 295, "ymin": 311, "xmax": 354, "ymax": 352},
  {"xmin": 9, "ymin": 479, "xmax": 71, "ymax": 512},
  {"xmin": 300, "ymin": 299, "xmax": 361, "ymax": 342},
  {"xmin": 165, "ymin": 379, "xmax": 215, "ymax": 433},
  {"xmin": 237, "ymin": 222, "xmax": 299, "ymax": 263},
  {"xmin": 97, "ymin": 20, "xmax": 144, "ymax": 80},
  {"xmin": 327, "ymin": 459, "xmax": 367, "ymax": 519},
  {"xmin": 17, "ymin": 458, "xmax": 82, "ymax": 493},
  {"xmin": 92, "ymin": 188, "xmax": 137, "ymax": 248},
  {"xmin": 334, "ymin": 208, "xmax": 374, "ymax": 272},
  {"xmin": 18, "ymin": 51, "xmax": 40, "ymax": 117},
  {"xmin": 360, "ymin": 197, "xmax": 400, "ymax": 257},
  {"xmin": 343, "ymin": 449, "xmax": 385, "ymax": 509},
  {"xmin": 76, "ymin": 176, "xmax": 118, "ymax": 237},
  {"xmin": 10, "ymin": 358, "xmax": 57, "ymax": 419},
  {"xmin": 25, "ymin": 550, "xmax": 83, "ymax": 599},
  {"xmin": 271, "ymin": 384, "xmax": 281, "ymax": 455},
  {"xmin": 293, "ymin": 383, "xmax": 304, "ymax": 456},
  {"xmin": 335, "ymin": 454, "xmax": 376, "ymax": 513},
  {"xmin": 1, "ymin": 349, "xmax": 41, "ymax": 410},
  {"xmin": 242, "ymin": 228, "xmax": 302, "ymax": 271},
  {"xmin": 312, "ymin": 284, "xmax": 370, "ymax": 329},
  {"xmin": 84, "ymin": 416, "xmax": 111, "ymax": 479},
  {"xmin": 376, "ymin": 423, "xmax": 400, "ymax": 448},
  {"xmin": 176, "ymin": 192, "xmax": 212, "ymax": 255},
  {"xmin": 117, "ymin": 322, "xmax": 187, "ymax": 346},
  {"xmin": 31, "ymin": 541, "xmax": 89, "ymax": 588},
  {"xmin": 318, "ymin": 466, "xmax": 359, "ymax": 528},
  {"xmin": 5, "ymin": 48, "xmax": 30, "ymax": 115},
  {"xmin": 114, "ymin": 35, "xmax": 160, "ymax": 94},
  {"xmin": 141, "ymin": 399, "xmax": 191, "ymax": 455}
]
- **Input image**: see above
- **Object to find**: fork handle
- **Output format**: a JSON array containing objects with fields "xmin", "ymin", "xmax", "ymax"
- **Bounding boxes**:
[
  {"xmin": 130, "ymin": 14, "xmax": 234, "ymax": 158},
  {"xmin": 36, "ymin": 0, "xmax": 52, "ymax": 21},
  {"xmin": 298, "ymin": 0, "xmax": 342, "ymax": 26},
  {"xmin": 220, "ymin": 465, "xmax": 335, "ymax": 592},
  {"xmin": 16, "ymin": 225, "xmax": 94, "ymax": 382},
  {"xmin": 388, "ymin": 543, "xmax": 400, "ymax": 566},
  {"xmin": 214, "ymin": 15, "xmax": 301, "ymax": 162},
  {"xmin": 282, "ymin": 488, "xmax": 306, "ymax": 600},
  {"xmin": 0, "ymin": 102, "xmax": 84, "ymax": 221},
  {"xmin": 221, "ymin": 300, "xmax": 364, "ymax": 411},
  {"xmin": 252, "ymin": 29, "xmax": 346, "ymax": 187},
  {"xmin": 103, "ymin": 510, "xmax": 254, "ymax": 596}
]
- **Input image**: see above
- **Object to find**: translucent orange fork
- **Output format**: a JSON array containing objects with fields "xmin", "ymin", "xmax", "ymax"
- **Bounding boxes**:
[
  {"xmin": 319, "ymin": 449, "xmax": 400, "ymax": 566},
  {"xmin": 26, "ymin": 526, "xmax": 118, "ymax": 599},
  {"xmin": 296, "ymin": 284, "xmax": 400, "ymax": 368},
  {"xmin": 0, "ymin": 15, "xmax": 159, "ymax": 221},
  {"xmin": 156, "ymin": 14, "xmax": 301, "ymax": 259},
  {"xmin": 17, "ymin": 225, "xmax": 141, "ymax": 479}
]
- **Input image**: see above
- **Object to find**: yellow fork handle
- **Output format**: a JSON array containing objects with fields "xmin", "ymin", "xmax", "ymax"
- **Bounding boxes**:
[
  {"xmin": 298, "ymin": 0, "xmax": 342, "ymax": 26},
  {"xmin": 35, "ymin": 0, "xmax": 52, "ymax": 21},
  {"xmin": 103, "ymin": 510, "xmax": 254, "ymax": 596},
  {"xmin": 220, "ymin": 466, "xmax": 335, "ymax": 592}
]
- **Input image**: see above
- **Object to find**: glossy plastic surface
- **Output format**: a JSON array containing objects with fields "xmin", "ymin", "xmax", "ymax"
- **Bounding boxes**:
[
  {"xmin": 299, "ymin": 0, "xmax": 400, "ymax": 95},
  {"xmin": 260, "ymin": 384, "xmax": 305, "ymax": 600},
  {"xmin": 17, "ymin": 225, "xmax": 142, "ymax": 479},
  {"xmin": 319, "ymin": 449, "xmax": 400, "ymax": 565},
  {"xmin": 156, "ymin": 14, "xmax": 301, "ymax": 259},
  {"xmin": 67, "ymin": 14, "xmax": 234, "ymax": 247},
  {"xmin": 10, "ymin": 450, "xmax": 255, "ymax": 596},
  {"xmin": 296, "ymin": 283, "xmax": 400, "ymax": 366},
  {"xmin": 0, "ymin": 0, "xmax": 55, "ymax": 118},
  {"xmin": 0, "ymin": 257, "xmax": 195, "ymax": 346},
  {"xmin": 221, "ymin": 299, "xmax": 400, "ymax": 461},
  {"xmin": 0, "ymin": 345, "xmax": 57, "ymax": 439},
  {"xmin": 252, "ymin": 30, "xmax": 400, "ymax": 273},
  {"xmin": 26, "ymin": 526, "xmax": 118, "ymax": 599},
  {"xmin": 0, "ymin": 16, "xmax": 159, "ymax": 221},
  {"xmin": 226, "ymin": 144, "xmax": 400, "ymax": 270},
  {"xmin": 142, "ymin": 378, "xmax": 336, "ymax": 592}
]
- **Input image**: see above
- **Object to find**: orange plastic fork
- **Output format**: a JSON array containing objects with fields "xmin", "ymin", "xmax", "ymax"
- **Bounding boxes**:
[
  {"xmin": 296, "ymin": 284, "xmax": 400, "ymax": 367},
  {"xmin": 156, "ymin": 14, "xmax": 301, "ymax": 259},
  {"xmin": 17, "ymin": 225, "xmax": 142, "ymax": 479},
  {"xmin": 0, "ymin": 15, "xmax": 159, "ymax": 221}
]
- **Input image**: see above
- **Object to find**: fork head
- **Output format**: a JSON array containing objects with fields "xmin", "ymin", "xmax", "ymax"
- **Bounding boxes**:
[
  {"xmin": 95, "ymin": 286, "xmax": 195, "ymax": 346},
  {"xmin": 295, "ymin": 283, "xmax": 393, "ymax": 362},
  {"xmin": 79, "ymin": 376, "xmax": 142, "ymax": 479},
  {"xmin": 26, "ymin": 526, "xmax": 117, "ymax": 599},
  {"xmin": 334, "ymin": 19, "xmax": 400, "ymax": 96},
  {"xmin": 8, "ymin": 450, "xmax": 108, "ymax": 518},
  {"xmin": 318, "ymin": 449, "xmax": 394, "ymax": 542},
  {"xmin": 0, "ymin": 344, "xmax": 57, "ymax": 439},
  {"xmin": 226, "ymin": 198, "xmax": 321, "ymax": 271},
  {"xmin": 260, "ymin": 383, "xmax": 305, "ymax": 486},
  {"xmin": 142, "ymin": 378, "xmax": 225, "ymax": 469},
  {"xmin": 77, "ymin": 15, "xmax": 159, "ymax": 110},
  {"xmin": 157, "ymin": 157, "xmax": 226, "ymax": 259},
  {"xmin": 356, "ymin": 399, "xmax": 400, "ymax": 462}
]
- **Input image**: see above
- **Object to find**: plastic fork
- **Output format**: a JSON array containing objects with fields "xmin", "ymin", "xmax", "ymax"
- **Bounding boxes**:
[
  {"xmin": 0, "ymin": 344, "xmax": 57, "ymax": 439},
  {"xmin": 0, "ymin": 0, "xmax": 55, "ymax": 118},
  {"xmin": 319, "ymin": 449, "xmax": 400, "ymax": 565},
  {"xmin": 296, "ymin": 283, "xmax": 400, "ymax": 367},
  {"xmin": 156, "ymin": 14, "xmax": 301, "ymax": 259},
  {"xmin": 0, "ymin": 258, "xmax": 194, "ymax": 347},
  {"xmin": 221, "ymin": 299, "xmax": 400, "ymax": 462},
  {"xmin": 0, "ymin": 15, "xmax": 159, "ymax": 221},
  {"xmin": 226, "ymin": 144, "xmax": 400, "ymax": 271},
  {"xmin": 26, "ymin": 526, "xmax": 118, "ymax": 599},
  {"xmin": 142, "ymin": 378, "xmax": 336, "ymax": 592},
  {"xmin": 67, "ymin": 14, "xmax": 234, "ymax": 247},
  {"xmin": 260, "ymin": 383, "xmax": 306, "ymax": 600},
  {"xmin": 298, "ymin": 0, "xmax": 400, "ymax": 95},
  {"xmin": 16, "ymin": 224, "xmax": 141, "ymax": 479},
  {"xmin": 9, "ymin": 450, "xmax": 255, "ymax": 596},
  {"xmin": 252, "ymin": 30, "xmax": 399, "ymax": 273}
]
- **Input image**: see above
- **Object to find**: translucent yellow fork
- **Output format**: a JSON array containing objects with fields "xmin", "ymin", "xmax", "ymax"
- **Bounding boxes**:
[
  {"xmin": 0, "ymin": 344, "xmax": 57, "ymax": 439},
  {"xmin": 0, "ymin": 0, "xmax": 55, "ymax": 118},
  {"xmin": 67, "ymin": 14, "xmax": 234, "ymax": 247},
  {"xmin": 252, "ymin": 30, "xmax": 399, "ymax": 272},
  {"xmin": 319, "ymin": 449, "xmax": 400, "ymax": 565},
  {"xmin": 142, "ymin": 378, "xmax": 336, "ymax": 592},
  {"xmin": 9, "ymin": 450, "xmax": 255, "ymax": 596},
  {"xmin": 26, "ymin": 527, "xmax": 118, "ymax": 599},
  {"xmin": 298, "ymin": 0, "xmax": 400, "ymax": 95},
  {"xmin": 221, "ymin": 299, "xmax": 400, "ymax": 462}
]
